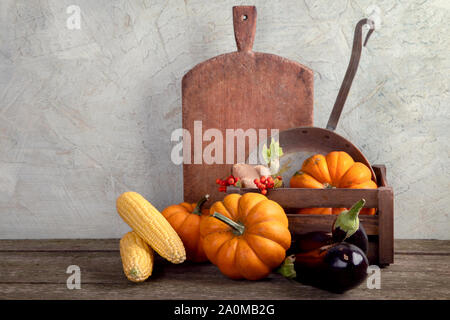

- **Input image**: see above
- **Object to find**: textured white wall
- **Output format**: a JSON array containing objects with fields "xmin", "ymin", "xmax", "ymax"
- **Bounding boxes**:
[{"xmin": 0, "ymin": 0, "xmax": 448, "ymax": 239}]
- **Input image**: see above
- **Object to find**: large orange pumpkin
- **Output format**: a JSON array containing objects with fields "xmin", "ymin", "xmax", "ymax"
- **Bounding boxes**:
[
  {"xmin": 290, "ymin": 151, "xmax": 377, "ymax": 215},
  {"xmin": 162, "ymin": 195, "xmax": 210, "ymax": 262},
  {"xmin": 199, "ymin": 193, "xmax": 291, "ymax": 280}
]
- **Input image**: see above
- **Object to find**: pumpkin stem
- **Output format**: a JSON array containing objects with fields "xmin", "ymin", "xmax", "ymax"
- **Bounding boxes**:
[
  {"xmin": 192, "ymin": 194, "xmax": 210, "ymax": 215},
  {"xmin": 212, "ymin": 212, "xmax": 245, "ymax": 236}
]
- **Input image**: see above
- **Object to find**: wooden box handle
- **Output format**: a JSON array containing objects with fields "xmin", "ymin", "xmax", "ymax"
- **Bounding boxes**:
[{"xmin": 233, "ymin": 6, "xmax": 257, "ymax": 52}]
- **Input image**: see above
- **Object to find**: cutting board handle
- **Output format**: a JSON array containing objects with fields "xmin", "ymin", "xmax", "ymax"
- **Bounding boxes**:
[{"xmin": 233, "ymin": 6, "xmax": 257, "ymax": 52}]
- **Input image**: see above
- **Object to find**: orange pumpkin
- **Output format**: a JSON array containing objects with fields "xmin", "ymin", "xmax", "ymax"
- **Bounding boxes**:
[
  {"xmin": 199, "ymin": 193, "xmax": 291, "ymax": 280},
  {"xmin": 161, "ymin": 195, "xmax": 210, "ymax": 262},
  {"xmin": 290, "ymin": 151, "xmax": 377, "ymax": 215}
]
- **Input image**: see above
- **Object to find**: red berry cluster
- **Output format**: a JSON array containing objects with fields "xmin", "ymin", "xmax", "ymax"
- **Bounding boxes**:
[
  {"xmin": 254, "ymin": 175, "xmax": 282, "ymax": 195},
  {"xmin": 216, "ymin": 175, "xmax": 240, "ymax": 192}
]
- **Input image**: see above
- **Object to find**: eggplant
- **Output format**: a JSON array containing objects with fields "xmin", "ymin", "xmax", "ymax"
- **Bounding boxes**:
[
  {"xmin": 279, "ymin": 242, "xmax": 369, "ymax": 293},
  {"xmin": 287, "ymin": 231, "xmax": 332, "ymax": 255},
  {"xmin": 332, "ymin": 199, "xmax": 369, "ymax": 255}
]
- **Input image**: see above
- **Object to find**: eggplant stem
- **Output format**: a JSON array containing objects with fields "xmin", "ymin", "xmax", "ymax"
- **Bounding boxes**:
[
  {"xmin": 348, "ymin": 199, "xmax": 366, "ymax": 220},
  {"xmin": 277, "ymin": 255, "xmax": 297, "ymax": 279},
  {"xmin": 334, "ymin": 199, "xmax": 366, "ymax": 240}
]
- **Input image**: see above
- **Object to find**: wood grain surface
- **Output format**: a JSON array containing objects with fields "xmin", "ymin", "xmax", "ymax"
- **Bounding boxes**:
[
  {"xmin": 226, "ymin": 186, "xmax": 380, "ymax": 208},
  {"xmin": 0, "ymin": 239, "xmax": 448, "ymax": 300},
  {"xmin": 287, "ymin": 215, "xmax": 378, "ymax": 235},
  {"xmin": 182, "ymin": 6, "xmax": 313, "ymax": 204}
]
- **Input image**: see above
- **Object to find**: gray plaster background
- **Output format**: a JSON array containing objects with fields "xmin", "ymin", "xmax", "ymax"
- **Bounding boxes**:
[{"xmin": 0, "ymin": 0, "xmax": 448, "ymax": 239}]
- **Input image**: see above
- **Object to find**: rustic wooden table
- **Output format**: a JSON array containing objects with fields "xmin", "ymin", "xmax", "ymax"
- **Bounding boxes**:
[{"xmin": 0, "ymin": 239, "xmax": 448, "ymax": 300}]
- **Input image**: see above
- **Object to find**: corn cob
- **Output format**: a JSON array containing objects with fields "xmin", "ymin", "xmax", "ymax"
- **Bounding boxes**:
[
  {"xmin": 120, "ymin": 231, "xmax": 154, "ymax": 282},
  {"xmin": 116, "ymin": 191, "xmax": 186, "ymax": 264}
]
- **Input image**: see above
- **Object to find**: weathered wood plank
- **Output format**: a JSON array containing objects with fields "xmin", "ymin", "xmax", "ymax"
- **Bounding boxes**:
[
  {"xmin": 394, "ymin": 240, "xmax": 450, "ymax": 255},
  {"xmin": 227, "ymin": 187, "xmax": 379, "ymax": 208},
  {"xmin": 0, "ymin": 239, "xmax": 119, "ymax": 252},
  {"xmin": 0, "ymin": 249, "xmax": 448, "ymax": 300},
  {"xmin": 1, "ymin": 239, "xmax": 449, "ymax": 254},
  {"xmin": 0, "ymin": 270, "xmax": 448, "ymax": 300},
  {"xmin": 287, "ymin": 215, "xmax": 378, "ymax": 235},
  {"xmin": 0, "ymin": 282, "xmax": 350, "ymax": 300},
  {"xmin": 1, "ymin": 251, "xmax": 448, "ymax": 285},
  {"xmin": 0, "ymin": 251, "xmax": 125, "ymax": 284},
  {"xmin": 378, "ymin": 187, "xmax": 394, "ymax": 265}
]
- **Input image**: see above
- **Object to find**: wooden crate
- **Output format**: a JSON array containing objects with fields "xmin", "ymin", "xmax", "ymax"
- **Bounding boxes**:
[{"xmin": 227, "ymin": 164, "xmax": 394, "ymax": 266}]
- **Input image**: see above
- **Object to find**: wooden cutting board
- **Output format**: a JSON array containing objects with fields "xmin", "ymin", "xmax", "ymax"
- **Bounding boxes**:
[{"xmin": 182, "ymin": 6, "xmax": 314, "ymax": 204}]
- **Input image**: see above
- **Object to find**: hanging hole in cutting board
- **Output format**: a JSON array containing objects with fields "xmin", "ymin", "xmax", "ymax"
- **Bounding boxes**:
[{"xmin": 242, "ymin": 15, "xmax": 248, "ymax": 20}]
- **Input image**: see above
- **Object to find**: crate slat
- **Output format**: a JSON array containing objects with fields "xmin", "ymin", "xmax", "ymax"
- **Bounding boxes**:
[
  {"xmin": 287, "ymin": 214, "xmax": 378, "ymax": 235},
  {"xmin": 378, "ymin": 187, "xmax": 395, "ymax": 265},
  {"xmin": 227, "ymin": 186, "xmax": 379, "ymax": 208}
]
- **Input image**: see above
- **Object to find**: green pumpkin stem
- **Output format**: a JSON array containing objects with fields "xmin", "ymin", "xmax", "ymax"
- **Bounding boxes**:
[
  {"xmin": 192, "ymin": 194, "xmax": 210, "ymax": 215},
  {"xmin": 212, "ymin": 212, "xmax": 245, "ymax": 236}
]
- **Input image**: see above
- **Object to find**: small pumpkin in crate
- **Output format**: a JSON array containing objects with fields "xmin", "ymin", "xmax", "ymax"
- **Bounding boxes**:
[
  {"xmin": 200, "ymin": 193, "xmax": 291, "ymax": 280},
  {"xmin": 290, "ymin": 151, "xmax": 377, "ymax": 215},
  {"xmin": 162, "ymin": 195, "xmax": 210, "ymax": 262}
]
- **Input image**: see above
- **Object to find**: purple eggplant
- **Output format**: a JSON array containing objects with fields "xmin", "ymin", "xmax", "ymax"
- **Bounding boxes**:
[
  {"xmin": 332, "ymin": 199, "xmax": 369, "ymax": 255},
  {"xmin": 279, "ymin": 242, "xmax": 369, "ymax": 293},
  {"xmin": 287, "ymin": 231, "xmax": 332, "ymax": 255}
]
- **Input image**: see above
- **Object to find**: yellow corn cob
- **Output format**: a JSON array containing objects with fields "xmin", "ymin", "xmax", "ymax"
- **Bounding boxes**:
[
  {"xmin": 116, "ymin": 191, "xmax": 186, "ymax": 264},
  {"xmin": 120, "ymin": 231, "xmax": 154, "ymax": 282}
]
